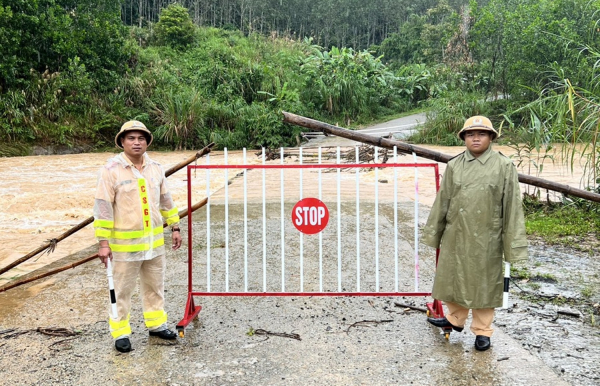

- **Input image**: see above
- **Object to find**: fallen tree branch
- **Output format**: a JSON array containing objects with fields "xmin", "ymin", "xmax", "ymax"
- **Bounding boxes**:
[
  {"xmin": 49, "ymin": 337, "xmax": 78, "ymax": 350},
  {"xmin": 253, "ymin": 329, "xmax": 301, "ymax": 341},
  {"xmin": 37, "ymin": 327, "xmax": 79, "ymax": 337},
  {"xmin": 282, "ymin": 111, "xmax": 600, "ymax": 203},
  {"xmin": 345, "ymin": 319, "xmax": 393, "ymax": 334},
  {"xmin": 557, "ymin": 310, "xmax": 581, "ymax": 318},
  {"xmin": 1, "ymin": 330, "xmax": 29, "ymax": 339},
  {"xmin": 394, "ymin": 302, "xmax": 427, "ymax": 313}
]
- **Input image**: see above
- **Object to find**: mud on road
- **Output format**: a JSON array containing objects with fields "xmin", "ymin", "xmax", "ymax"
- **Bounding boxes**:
[{"xmin": 0, "ymin": 219, "xmax": 598, "ymax": 385}]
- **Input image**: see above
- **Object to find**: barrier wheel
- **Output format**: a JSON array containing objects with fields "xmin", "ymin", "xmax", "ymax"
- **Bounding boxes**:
[
  {"xmin": 444, "ymin": 332, "xmax": 450, "ymax": 340},
  {"xmin": 426, "ymin": 310, "xmax": 430, "ymax": 317},
  {"xmin": 177, "ymin": 328, "xmax": 184, "ymax": 338}
]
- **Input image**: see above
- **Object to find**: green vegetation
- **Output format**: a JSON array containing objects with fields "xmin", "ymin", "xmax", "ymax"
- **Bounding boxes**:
[
  {"xmin": 581, "ymin": 285, "xmax": 594, "ymax": 299},
  {"xmin": 510, "ymin": 265, "xmax": 531, "ymax": 280},
  {"xmin": 1, "ymin": 2, "xmax": 432, "ymax": 151},
  {"xmin": 154, "ymin": 4, "xmax": 196, "ymax": 49},
  {"xmin": 523, "ymin": 194, "xmax": 600, "ymax": 251},
  {"xmin": 1, "ymin": 0, "xmax": 600, "ymax": 196}
]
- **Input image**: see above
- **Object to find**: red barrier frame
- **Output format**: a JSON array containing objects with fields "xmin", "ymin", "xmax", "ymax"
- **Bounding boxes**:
[{"xmin": 177, "ymin": 161, "xmax": 442, "ymax": 336}]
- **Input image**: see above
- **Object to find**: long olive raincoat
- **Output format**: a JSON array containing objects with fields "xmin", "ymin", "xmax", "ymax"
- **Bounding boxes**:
[{"xmin": 422, "ymin": 146, "xmax": 528, "ymax": 309}]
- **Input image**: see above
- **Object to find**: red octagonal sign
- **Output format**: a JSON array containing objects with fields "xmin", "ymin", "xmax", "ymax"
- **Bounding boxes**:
[{"xmin": 292, "ymin": 198, "xmax": 329, "ymax": 234}]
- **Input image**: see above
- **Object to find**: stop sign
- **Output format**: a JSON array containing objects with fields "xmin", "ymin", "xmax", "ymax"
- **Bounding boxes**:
[{"xmin": 291, "ymin": 198, "xmax": 329, "ymax": 234}]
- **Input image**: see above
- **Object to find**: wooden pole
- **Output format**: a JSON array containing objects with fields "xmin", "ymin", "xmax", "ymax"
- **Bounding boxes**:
[
  {"xmin": 0, "ymin": 143, "xmax": 215, "ymax": 276},
  {"xmin": 0, "ymin": 198, "xmax": 209, "ymax": 293},
  {"xmin": 282, "ymin": 111, "xmax": 600, "ymax": 203}
]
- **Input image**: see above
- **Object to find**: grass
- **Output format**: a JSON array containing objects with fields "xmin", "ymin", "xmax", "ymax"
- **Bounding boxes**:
[
  {"xmin": 511, "ymin": 265, "xmax": 531, "ymax": 280},
  {"xmin": 524, "ymin": 197, "xmax": 600, "ymax": 252},
  {"xmin": 0, "ymin": 143, "xmax": 31, "ymax": 157},
  {"xmin": 581, "ymin": 285, "xmax": 594, "ymax": 299}
]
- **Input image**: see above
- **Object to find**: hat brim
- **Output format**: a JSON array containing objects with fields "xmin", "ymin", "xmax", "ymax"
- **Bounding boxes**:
[
  {"xmin": 115, "ymin": 130, "xmax": 153, "ymax": 149},
  {"xmin": 458, "ymin": 127, "xmax": 498, "ymax": 141}
]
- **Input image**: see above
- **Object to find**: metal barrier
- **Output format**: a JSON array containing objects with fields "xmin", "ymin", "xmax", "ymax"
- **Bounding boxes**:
[{"xmin": 177, "ymin": 146, "xmax": 441, "ymax": 336}]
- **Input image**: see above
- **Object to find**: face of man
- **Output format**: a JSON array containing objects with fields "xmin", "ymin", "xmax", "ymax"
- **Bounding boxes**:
[
  {"xmin": 464, "ymin": 130, "xmax": 492, "ymax": 158},
  {"xmin": 121, "ymin": 130, "xmax": 148, "ymax": 159}
]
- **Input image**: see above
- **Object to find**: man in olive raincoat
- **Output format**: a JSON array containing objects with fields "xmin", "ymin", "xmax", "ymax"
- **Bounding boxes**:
[{"xmin": 422, "ymin": 115, "xmax": 528, "ymax": 351}]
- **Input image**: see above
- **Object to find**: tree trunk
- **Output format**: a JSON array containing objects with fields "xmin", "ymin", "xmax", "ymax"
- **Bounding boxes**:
[{"xmin": 281, "ymin": 111, "xmax": 600, "ymax": 204}]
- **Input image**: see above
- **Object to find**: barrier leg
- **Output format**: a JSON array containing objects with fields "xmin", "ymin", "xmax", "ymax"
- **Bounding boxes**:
[{"xmin": 176, "ymin": 293, "xmax": 202, "ymax": 338}]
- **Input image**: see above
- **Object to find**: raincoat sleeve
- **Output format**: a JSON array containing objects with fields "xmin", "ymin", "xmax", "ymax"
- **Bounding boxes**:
[
  {"xmin": 422, "ymin": 164, "xmax": 455, "ymax": 249},
  {"xmin": 501, "ymin": 163, "xmax": 528, "ymax": 262},
  {"xmin": 93, "ymin": 166, "xmax": 115, "ymax": 242},
  {"xmin": 158, "ymin": 167, "xmax": 180, "ymax": 227}
]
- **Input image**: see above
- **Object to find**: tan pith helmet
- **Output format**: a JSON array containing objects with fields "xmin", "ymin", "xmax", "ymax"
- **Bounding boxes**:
[
  {"xmin": 115, "ymin": 120, "xmax": 153, "ymax": 148},
  {"xmin": 458, "ymin": 115, "xmax": 499, "ymax": 140}
]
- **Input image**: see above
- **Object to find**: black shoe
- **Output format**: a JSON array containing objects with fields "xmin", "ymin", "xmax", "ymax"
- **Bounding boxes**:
[
  {"xmin": 475, "ymin": 335, "xmax": 491, "ymax": 351},
  {"xmin": 427, "ymin": 317, "xmax": 464, "ymax": 332},
  {"xmin": 115, "ymin": 337, "xmax": 132, "ymax": 353},
  {"xmin": 149, "ymin": 329, "xmax": 177, "ymax": 340}
]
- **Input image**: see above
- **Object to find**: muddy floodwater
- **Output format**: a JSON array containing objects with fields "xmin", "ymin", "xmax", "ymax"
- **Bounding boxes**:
[{"xmin": 0, "ymin": 144, "xmax": 599, "ymax": 385}]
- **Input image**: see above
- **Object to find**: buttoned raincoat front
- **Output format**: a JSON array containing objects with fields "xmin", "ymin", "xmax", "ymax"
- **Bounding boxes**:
[
  {"xmin": 422, "ymin": 146, "xmax": 528, "ymax": 309},
  {"xmin": 93, "ymin": 152, "xmax": 180, "ymax": 262}
]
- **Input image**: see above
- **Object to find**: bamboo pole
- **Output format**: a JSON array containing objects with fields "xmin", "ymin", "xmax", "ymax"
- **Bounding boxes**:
[
  {"xmin": 0, "ymin": 198, "xmax": 209, "ymax": 293},
  {"xmin": 0, "ymin": 143, "xmax": 215, "ymax": 276},
  {"xmin": 282, "ymin": 111, "xmax": 600, "ymax": 203}
]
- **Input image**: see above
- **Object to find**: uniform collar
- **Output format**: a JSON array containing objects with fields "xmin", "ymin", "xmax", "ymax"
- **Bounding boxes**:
[
  {"xmin": 120, "ymin": 152, "xmax": 147, "ymax": 169},
  {"xmin": 465, "ymin": 144, "xmax": 493, "ymax": 164}
]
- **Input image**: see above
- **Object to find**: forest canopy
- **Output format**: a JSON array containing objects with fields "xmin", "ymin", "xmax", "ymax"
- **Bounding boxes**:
[{"xmin": 1, "ymin": 0, "xmax": 600, "ymax": 178}]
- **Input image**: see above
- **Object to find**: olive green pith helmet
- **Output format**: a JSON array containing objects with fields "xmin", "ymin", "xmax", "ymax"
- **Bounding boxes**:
[
  {"xmin": 115, "ymin": 120, "xmax": 153, "ymax": 148},
  {"xmin": 458, "ymin": 115, "xmax": 499, "ymax": 140}
]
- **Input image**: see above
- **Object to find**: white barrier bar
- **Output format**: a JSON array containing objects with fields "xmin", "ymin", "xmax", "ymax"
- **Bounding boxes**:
[
  {"xmin": 106, "ymin": 258, "xmax": 118, "ymax": 319},
  {"xmin": 375, "ymin": 147, "xmax": 380, "ymax": 292},
  {"xmin": 337, "ymin": 147, "xmax": 342, "ymax": 291},
  {"xmin": 413, "ymin": 152, "xmax": 419, "ymax": 292},
  {"xmin": 206, "ymin": 154, "xmax": 211, "ymax": 292},
  {"xmin": 318, "ymin": 147, "xmax": 323, "ymax": 292},
  {"xmin": 503, "ymin": 262, "xmax": 510, "ymax": 309},
  {"xmin": 262, "ymin": 148, "xmax": 267, "ymax": 292},
  {"xmin": 299, "ymin": 147, "xmax": 304, "ymax": 292},
  {"xmin": 394, "ymin": 146, "xmax": 399, "ymax": 292},
  {"xmin": 225, "ymin": 148, "xmax": 229, "ymax": 292},
  {"xmin": 281, "ymin": 147, "xmax": 285, "ymax": 292},
  {"xmin": 243, "ymin": 148, "xmax": 248, "ymax": 292},
  {"xmin": 355, "ymin": 146, "xmax": 360, "ymax": 292}
]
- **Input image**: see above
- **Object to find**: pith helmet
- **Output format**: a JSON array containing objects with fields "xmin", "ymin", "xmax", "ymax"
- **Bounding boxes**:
[
  {"xmin": 458, "ymin": 115, "xmax": 499, "ymax": 140},
  {"xmin": 115, "ymin": 120, "xmax": 153, "ymax": 148}
]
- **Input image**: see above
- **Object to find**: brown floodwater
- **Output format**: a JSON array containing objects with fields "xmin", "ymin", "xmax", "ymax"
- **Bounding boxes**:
[{"xmin": 0, "ymin": 144, "xmax": 587, "ymax": 287}]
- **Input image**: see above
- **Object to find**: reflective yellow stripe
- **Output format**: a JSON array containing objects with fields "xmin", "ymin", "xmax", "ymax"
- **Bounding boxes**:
[
  {"xmin": 112, "ymin": 226, "xmax": 163, "ymax": 240},
  {"xmin": 109, "ymin": 315, "xmax": 131, "ymax": 339},
  {"xmin": 143, "ymin": 310, "xmax": 168, "ymax": 329},
  {"xmin": 138, "ymin": 178, "xmax": 151, "ymax": 234},
  {"xmin": 94, "ymin": 219, "xmax": 114, "ymax": 229},
  {"xmin": 109, "ymin": 237, "xmax": 164, "ymax": 253},
  {"xmin": 95, "ymin": 229, "xmax": 112, "ymax": 238},
  {"xmin": 160, "ymin": 208, "xmax": 179, "ymax": 218},
  {"xmin": 166, "ymin": 215, "xmax": 180, "ymax": 226}
]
